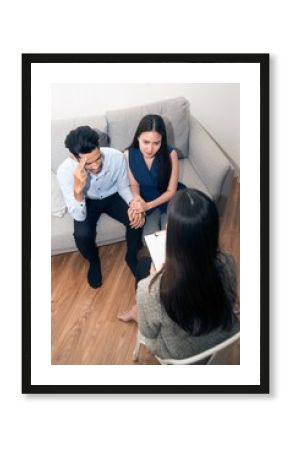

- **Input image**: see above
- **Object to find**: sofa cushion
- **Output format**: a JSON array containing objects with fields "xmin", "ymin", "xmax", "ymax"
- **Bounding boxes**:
[
  {"xmin": 106, "ymin": 97, "xmax": 190, "ymax": 158},
  {"xmin": 51, "ymin": 170, "xmax": 67, "ymax": 217},
  {"xmin": 51, "ymin": 115, "xmax": 108, "ymax": 172},
  {"xmin": 178, "ymin": 159, "xmax": 212, "ymax": 199},
  {"xmin": 51, "ymin": 212, "xmax": 126, "ymax": 255},
  {"xmin": 51, "ymin": 213, "xmax": 76, "ymax": 255}
]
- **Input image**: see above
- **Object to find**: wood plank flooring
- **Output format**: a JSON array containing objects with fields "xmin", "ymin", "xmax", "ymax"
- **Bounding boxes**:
[{"xmin": 51, "ymin": 178, "xmax": 240, "ymax": 365}]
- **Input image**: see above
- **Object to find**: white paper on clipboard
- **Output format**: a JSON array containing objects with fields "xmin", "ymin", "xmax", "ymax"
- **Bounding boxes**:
[{"xmin": 144, "ymin": 230, "xmax": 166, "ymax": 271}]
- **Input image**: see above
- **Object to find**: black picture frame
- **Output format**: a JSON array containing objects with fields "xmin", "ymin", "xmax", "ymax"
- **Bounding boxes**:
[{"xmin": 22, "ymin": 53, "xmax": 269, "ymax": 394}]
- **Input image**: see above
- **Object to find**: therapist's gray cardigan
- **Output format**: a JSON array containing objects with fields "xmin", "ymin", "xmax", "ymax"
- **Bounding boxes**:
[{"xmin": 136, "ymin": 252, "xmax": 239, "ymax": 360}]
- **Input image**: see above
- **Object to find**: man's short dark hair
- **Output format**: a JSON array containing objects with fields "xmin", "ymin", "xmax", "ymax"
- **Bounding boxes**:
[{"xmin": 64, "ymin": 126, "xmax": 99, "ymax": 158}]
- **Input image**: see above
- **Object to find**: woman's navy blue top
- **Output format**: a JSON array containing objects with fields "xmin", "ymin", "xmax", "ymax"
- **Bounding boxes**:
[{"xmin": 128, "ymin": 146, "xmax": 182, "ymax": 215}]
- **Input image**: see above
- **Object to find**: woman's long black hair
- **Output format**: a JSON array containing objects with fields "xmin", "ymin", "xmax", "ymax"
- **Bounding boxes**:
[
  {"xmin": 128, "ymin": 114, "xmax": 171, "ymax": 193},
  {"xmin": 151, "ymin": 189, "xmax": 235, "ymax": 336}
]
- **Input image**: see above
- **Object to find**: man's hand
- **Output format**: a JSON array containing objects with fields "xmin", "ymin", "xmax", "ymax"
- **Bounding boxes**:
[
  {"xmin": 128, "ymin": 206, "xmax": 145, "ymax": 229},
  {"xmin": 73, "ymin": 158, "xmax": 88, "ymax": 201}
]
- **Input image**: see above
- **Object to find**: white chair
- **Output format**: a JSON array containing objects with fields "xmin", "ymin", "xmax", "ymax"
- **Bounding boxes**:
[{"xmin": 133, "ymin": 329, "xmax": 240, "ymax": 365}]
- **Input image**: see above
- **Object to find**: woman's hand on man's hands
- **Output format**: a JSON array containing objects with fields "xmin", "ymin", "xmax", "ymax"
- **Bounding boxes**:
[{"xmin": 130, "ymin": 195, "xmax": 148, "ymax": 213}]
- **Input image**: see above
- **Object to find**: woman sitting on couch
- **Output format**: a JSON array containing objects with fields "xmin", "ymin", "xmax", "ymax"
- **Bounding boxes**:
[
  {"xmin": 118, "ymin": 188, "xmax": 239, "ymax": 360},
  {"xmin": 124, "ymin": 114, "xmax": 184, "ymax": 237}
]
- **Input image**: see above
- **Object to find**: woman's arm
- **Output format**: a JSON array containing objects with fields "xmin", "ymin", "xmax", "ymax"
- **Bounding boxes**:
[
  {"xmin": 132, "ymin": 150, "xmax": 179, "ymax": 213},
  {"xmin": 123, "ymin": 150, "xmax": 145, "ymax": 228},
  {"xmin": 124, "ymin": 149, "xmax": 141, "ymax": 198}
]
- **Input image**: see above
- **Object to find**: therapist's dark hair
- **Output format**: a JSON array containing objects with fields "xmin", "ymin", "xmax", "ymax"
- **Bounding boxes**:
[
  {"xmin": 64, "ymin": 126, "xmax": 99, "ymax": 159},
  {"xmin": 152, "ymin": 188, "xmax": 235, "ymax": 336},
  {"xmin": 128, "ymin": 114, "xmax": 171, "ymax": 193}
]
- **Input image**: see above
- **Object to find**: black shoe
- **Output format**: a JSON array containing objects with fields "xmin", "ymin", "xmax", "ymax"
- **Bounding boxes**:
[
  {"xmin": 87, "ymin": 260, "xmax": 102, "ymax": 289},
  {"xmin": 125, "ymin": 252, "xmax": 138, "ymax": 276}
]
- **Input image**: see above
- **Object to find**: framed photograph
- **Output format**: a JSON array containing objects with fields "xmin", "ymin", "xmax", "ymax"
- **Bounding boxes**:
[{"xmin": 22, "ymin": 53, "xmax": 269, "ymax": 394}]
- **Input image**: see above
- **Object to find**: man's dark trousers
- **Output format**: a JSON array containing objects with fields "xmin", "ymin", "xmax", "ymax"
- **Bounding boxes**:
[{"xmin": 73, "ymin": 193, "xmax": 142, "ymax": 276}]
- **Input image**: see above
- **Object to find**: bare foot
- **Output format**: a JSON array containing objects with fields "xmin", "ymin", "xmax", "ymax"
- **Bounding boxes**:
[{"xmin": 117, "ymin": 305, "xmax": 138, "ymax": 323}]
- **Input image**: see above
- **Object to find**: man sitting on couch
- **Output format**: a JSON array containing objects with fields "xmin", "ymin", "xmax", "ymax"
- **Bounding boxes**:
[{"xmin": 57, "ymin": 126, "xmax": 144, "ymax": 289}]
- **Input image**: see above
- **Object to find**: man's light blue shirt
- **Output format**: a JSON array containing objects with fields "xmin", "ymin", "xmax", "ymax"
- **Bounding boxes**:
[{"xmin": 57, "ymin": 147, "xmax": 133, "ymax": 221}]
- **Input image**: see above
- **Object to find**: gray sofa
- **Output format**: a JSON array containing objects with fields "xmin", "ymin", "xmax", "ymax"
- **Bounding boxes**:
[{"xmin": 51, "ymin": 96, "xmax": 234, "ymax": 256}]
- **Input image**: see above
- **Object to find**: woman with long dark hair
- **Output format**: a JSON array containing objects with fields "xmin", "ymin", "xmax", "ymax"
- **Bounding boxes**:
[
  {"xmin": 118, "ymin": 188, "xmax": 239, "ymax": 359},
  {"xmin": 125, "ymin": 114, "xmax": 183, "ymax": 237}
]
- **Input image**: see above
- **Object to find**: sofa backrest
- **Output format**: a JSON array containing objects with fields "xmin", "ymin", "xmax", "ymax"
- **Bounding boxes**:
[
  {"xmin": 51, "ymin": 97, "xmax": 190, "ymax": 172},
  {"xmin": 51, "ymin": 115, "xmax": 108, "ymax": 172},
  {"xmin": 106, "ymin": 96, "xmax": 190, "ymax": 158}
]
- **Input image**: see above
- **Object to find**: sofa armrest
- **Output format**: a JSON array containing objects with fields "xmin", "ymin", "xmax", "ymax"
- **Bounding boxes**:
[{"xmin": 188, "ymin": 115, "xmax": 235, "ymax": 206}]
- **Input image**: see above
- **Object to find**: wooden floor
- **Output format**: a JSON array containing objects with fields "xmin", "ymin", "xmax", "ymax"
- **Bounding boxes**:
[{"xmin": 51, "ymin": 178, "xmax": 240, "ymax": 365}]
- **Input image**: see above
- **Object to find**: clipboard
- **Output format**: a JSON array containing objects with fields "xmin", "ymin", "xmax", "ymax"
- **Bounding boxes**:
[{"xmin": 144, "ymin": 230, "xmax": 166, "ymax": 271}]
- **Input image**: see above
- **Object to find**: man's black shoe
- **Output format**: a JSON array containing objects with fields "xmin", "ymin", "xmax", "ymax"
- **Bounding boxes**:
[{"xmin": 87, "ymin": 260, "xmax": 102, "ymax": 289}]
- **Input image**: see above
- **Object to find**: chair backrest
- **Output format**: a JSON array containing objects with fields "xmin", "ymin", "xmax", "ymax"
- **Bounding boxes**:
[{"xmin": 154, "ymin": 331, "xmax": 240, "ymax": 365}]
